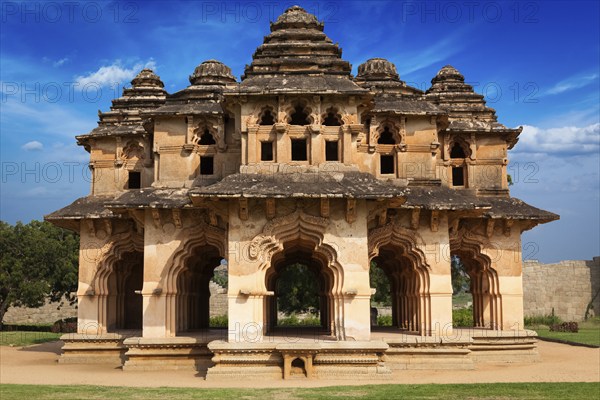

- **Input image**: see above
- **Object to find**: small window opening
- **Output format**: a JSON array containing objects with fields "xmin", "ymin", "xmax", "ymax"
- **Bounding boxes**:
[
  {"xmin": 290, "ymin": 106, "xmax": 310, "ymax": 125},
  {"xmin": 452, "ymin": 167, "xmax": 465, "ymax": 186},
  {"xmin": 290, "ymin": 358, "xmax": 307, "ymax": 377},
  {"xmin": 380, "ymin": 155, "xmax": 394, "ymax": 174},
  {"xmin": 377, "ymin": 126, "xmax": 396, "ymax": 144},
  {"xmin": 128, "ymin": 171, "xmax": 141, "ymax": 189},
  {"xmin": 323, "ymin": 112, "xmax": 341, "ymax": 126},
  {"xmin": 291, "ymin": 139, "xmax": 308, "ymax": 161},
  {"xmin": 325, "ymin": 141, "xmax": 339, "ymax": 161},
  {"xmin": 450, "ymin": 143, "xmax": 466, "ymax": 158},
  {"xmin": 260, "ymin": 110, "xmax": 275, "ymax": 125},
  {"xmin": 261, "ymin": 141, "xmax": 274, "ymax": 161},
  {"xmin": 199, "ymin": 129, "xmax": 216, "ymax": 145},
  {"xmin": 200, "ymin": 156, "xmax": 214, "ymax": 175}
]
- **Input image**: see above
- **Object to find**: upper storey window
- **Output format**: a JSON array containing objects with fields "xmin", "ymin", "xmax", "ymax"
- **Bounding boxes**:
[
  {"xmin": 450, "ymin": 143, "xmax": 466, "ymax": 158},
  {"xmin": 322, "ymin": 107, "xmax": 342, "ymax": 126},
  {"xmin": 290, "ymin": 106, "xmax": 311, "ymax": 125},
  {"xmin": 198, "ymin": 129, "xmax": 216, "ymax": 145},
  {"xmin": 377, "ymin": 126, "xmax": 396, "ymax": 145},
  {"xmin": 128, "ymin": 171, "xmax": 141, "ymax": 189},
  {"xmin": 259, "ymin": 109, "xmax": 275, "ymax": 125}
]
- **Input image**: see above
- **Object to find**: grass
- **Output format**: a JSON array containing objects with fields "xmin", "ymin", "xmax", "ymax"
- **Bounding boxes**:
[
  {"xmin": 0, "ymin": 383, "xmax": 598, "ymax": 399},
  {"xmin": 0, "ymin": 331, "xmax": 62, "ymax": 347},
  {"xmin": 529, "ymin": 318, "xmax": 600, "ymax": 347}
]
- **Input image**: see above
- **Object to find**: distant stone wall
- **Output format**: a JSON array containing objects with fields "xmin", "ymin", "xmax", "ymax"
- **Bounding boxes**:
[
  {"xmin": 523, "ymin": 257, "xmax": 600, "ymax": 322},
  {"xmin": 3, "ymin": 295, "xmax": 77, "ymax": 325},
  {"xmin": 209, "ymin": 281, "xmax": 228, "ymax": 316}
]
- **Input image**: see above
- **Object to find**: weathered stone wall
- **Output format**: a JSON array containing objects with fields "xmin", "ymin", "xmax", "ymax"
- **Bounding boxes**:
[
  {"xmin": 209, "ymin": 281, "xmax": 228, "ymax": 317},
  {"xmin": 523, "ymin": 257, "xmax": 600, "ymax": 322},
  {"xmin": 3, "ymin": 295, "xmax": 77, "ymax": 325}
]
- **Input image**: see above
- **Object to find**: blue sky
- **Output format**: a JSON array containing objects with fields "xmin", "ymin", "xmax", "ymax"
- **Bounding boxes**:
[{"xmin": 1, "ymin": 0, "xmax": 598, "ymax": 263}]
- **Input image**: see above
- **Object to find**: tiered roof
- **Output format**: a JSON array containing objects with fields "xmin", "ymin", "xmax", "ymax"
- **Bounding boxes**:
[{"xmin": 76, "ymin": 69, "xmax": 167, "ymax": 147}]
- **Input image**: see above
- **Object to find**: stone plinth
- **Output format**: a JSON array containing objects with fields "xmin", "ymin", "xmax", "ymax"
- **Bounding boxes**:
[
  {"xmin": 59, "ymin": 332, "xmax": 135, "ymax": 364},
  {"xmin": 122, "ymin": 336, "xmax": 214, "ymax": 371},
  {"xmin": 385, "ymin": 335, "xmax": 474, "ymax": 370},
  {"xmin": 469, "ymin": 329, "xmax": 539, "ymax": 363},
  {"xmin": 206, "ymin": 340, "xmax": 391, "ymax": 380}
]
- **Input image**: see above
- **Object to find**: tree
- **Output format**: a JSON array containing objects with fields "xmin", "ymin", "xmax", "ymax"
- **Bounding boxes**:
[
  {"xmin": 276, "ymin": 263, "xmax": 320, "ymax": 314},
  {"xmin": 0, "ymin": 220, "xmax": 79, "ymax": 325},
  {"xmin": 369, "ymin": 262, "xmax": 391, "ymax": 306},
  {"xmin": 451, "ymin": 255, "xmax": 470, "ymax": 294}
]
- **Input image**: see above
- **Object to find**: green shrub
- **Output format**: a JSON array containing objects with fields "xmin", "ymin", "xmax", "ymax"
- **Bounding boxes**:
[
  {"xmin": 209, "ymin": 315, "xmax": 228, "ymax": 328},
  {"xmin": 524, "ymin": 314, "xmax": 562, "ymax": 327},
  {"xmin": 277, "ymin": 313, "xmax": 321, "ymax": 326},
  {"xmin": 453, "ymin": 307, "xmax": 474, "ymax": 327},
  {"xmin": 377, "ymin": 315, "xmax": 393, "ymax": 326}
]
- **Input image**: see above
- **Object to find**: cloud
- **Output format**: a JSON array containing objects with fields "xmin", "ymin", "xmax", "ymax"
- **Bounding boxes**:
[
  {"xmin": 75, "ymin": 59, "xmax": 156, "ymax": 88},
  {"xmin": 545, "ymin": 72, "xmax": 599, "ymax": 95},
  {"xmin": 53, "ymin": 57, "xmax": 70, "ymax": 67},
  {"xmin": 513, "ymin": 123, "xmax": 600, "ymax": 156},
  {"xmin": 22, "ymin": 140, "xmax": 43, "ymax": 151}
]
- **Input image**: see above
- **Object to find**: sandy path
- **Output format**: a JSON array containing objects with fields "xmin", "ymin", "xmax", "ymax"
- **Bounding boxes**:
[{"xmin": 1, "ymin": 340, "xmax": 599, "ymax": 388}]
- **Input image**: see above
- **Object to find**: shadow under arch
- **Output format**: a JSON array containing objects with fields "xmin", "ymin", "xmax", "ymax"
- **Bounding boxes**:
[
  {"xmin": 450, "ymin": 228, "xmax": 502, "ymax": 329},
  {"xmin": 162, "ymin": 222, "xmax": 227, "ymax": 337},
  {"xmin": 369, "ymin": 222, "xmax": 431, "ymax": 335},
  {"xmin": 92, "ymin": 231, "xmax": 144, "ymax": 333}
]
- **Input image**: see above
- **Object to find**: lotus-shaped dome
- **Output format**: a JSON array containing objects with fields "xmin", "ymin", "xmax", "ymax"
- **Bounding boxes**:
[
  {"xmin": 131, "ymin": 68, "xmax": 164, "ymax": 88},
  {"xmin": 356, "ymin": 58, "xmax": 400, "ymax": 82},
  {"xmin": 431, "ymin": 65, "xmax": 465, "ymax": 84},
  {"xmin": 270, "ymin": 5, "xmax": 323, "ymax": 31},
  {"xmin": 189, "ymin": 60, "xmax": 236, "ymax": 86}
]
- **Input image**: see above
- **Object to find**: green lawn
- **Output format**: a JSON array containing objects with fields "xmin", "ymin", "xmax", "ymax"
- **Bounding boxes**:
[
  {"xmin": 0, "ymin": 331, "xmax": 62, "ymax": 347},
  {"xmin": 0, "ymin": 383, "xmax": 598, "ymax": 399},
  {"xmin": 528, "ymin": 318, "xmax": 600, "ymax": 347}
]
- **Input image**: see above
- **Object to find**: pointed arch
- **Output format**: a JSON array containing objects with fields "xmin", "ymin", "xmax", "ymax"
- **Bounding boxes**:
[
  {"xmin": 247, "ymin": 209, "xmax": 346, "ymax": 339},
  {"xmin": 368, "ymin": 222, "xmax": 431, "ymax": 335},
  {"xmin": 450, "ymin": 227, "xmax": 502, "ymax": 329}
]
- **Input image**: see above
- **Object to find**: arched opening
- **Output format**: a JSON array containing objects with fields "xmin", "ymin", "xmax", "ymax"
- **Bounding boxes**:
[
  {"xmin": 450, "ymin": 143, "xmax": 466, "ymax": 158},
  {"xmin": 371, "ymin": 248, "xmax": 426, "ymax": 333},
  {"xmin": 451, "ymin": 249, "xmax": 500, "ymax": 329},
  {"xmin": 105, "ymin": 251, "xmax": 144, "ymax": 332},
  {"xmin": 450, "ymin": 255, "xmax": 474, "ymax": 328},
  {"xmin": 450, "ymin": 142, "xmax": 467, "ymax": 187},
  {"xmin": 322, "ymin": 107, "xmax": 342, "ymax": 126},
  {"xmin": 289, "ymin": 105, "xmax": 311, "ymax": 126},
  {"xmin": 291, "ymin": 358, "xmax": 307, "ymax": 377},
  {"xmin": 198, "ymin": 129, "xmax": 216, "ymax": 145},
  {"xmin": 265, "ymin": 250, "xmax": 330, "ymax": 335},
  {"xmin": 259, "ymin": 109, "xmax": 275, "ymax": 125},
  {"xmin": 175, "ymin": 244, "xmax": 227, "ymax": 333},
  {"xmin": 369, "ymin": 261, "xmax": 393, "ymax": 327},
  {"xmin": 377, "ymin": 126, "xmax": 396, "ymax": 145}
]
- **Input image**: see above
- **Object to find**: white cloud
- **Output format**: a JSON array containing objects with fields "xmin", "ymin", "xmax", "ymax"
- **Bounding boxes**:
[
  {"xmin": 514, "ymin": 123, "xmax": 600, "ymax": 156},
  {"xmin": 545, "ymin": 72, "xmax": 599, "ymax": 95},
  {"xmin": 22, "ymin": 140, "xmax": 44, "ymax": 151},
  {"xmin": 53, "ymin": 57, "xmax": 70, "ymax": 67},
  {"xmin": 75, "ymin": 59, "xmax": 156, "ymax": 88}
]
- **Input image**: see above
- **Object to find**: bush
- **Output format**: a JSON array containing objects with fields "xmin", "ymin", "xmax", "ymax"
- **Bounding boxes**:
[
  {"xmin": 550, "ymin": 322, "xmax": 579, "ymax": 333},
  {"xmin": 524, "ymin": 314, "xmax": 562, "ymax": 327},
  {"xmin": 453, "ymin": 307, "xmax": 474, "ymax": 327},
  {"xmin": 376, "ymin": 315, "xmax": 393, "ymax": 326},
  {"xmin": 209, "ymin": 315, "xmax": 228, "ymax": 328},
  {"xmin": 51, "ymin": 317, "xmax": 77, "ymax": 333},
  {"xmin": 277, "ymin": 313, "xmax": 321, "ymax": 327}
]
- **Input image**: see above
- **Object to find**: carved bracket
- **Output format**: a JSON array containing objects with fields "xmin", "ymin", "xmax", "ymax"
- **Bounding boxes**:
[
  {"xmin": 411, "ymin": 208, "xmax": 421, "ymax": 230},
  {"xmin": 239, "ymin": 198, "xmax": 249, "ymax": 221},
  {"xmin": 320, "ymin": 198, "xmax": 330, "ymax": 218},
  {"xmin": 265, "ymin": 198, "xmax": 276, "ymax": 219},
  {"xmin": 430, "ymin": 210, "xmax": 439, "ymax": 232},
  {"xmin": 346, "ymin": 199, "xmax": 357, "ymax": 224}
]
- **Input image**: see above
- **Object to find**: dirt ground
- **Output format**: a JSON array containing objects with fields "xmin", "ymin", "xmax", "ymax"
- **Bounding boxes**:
[{"xmin": 0, "ymin": 340, "xmax": 598, "ymax": 388}]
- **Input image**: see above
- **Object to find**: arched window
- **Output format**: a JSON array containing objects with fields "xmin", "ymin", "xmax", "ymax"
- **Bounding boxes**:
[
  {"xmin": 378, "ymin": 126, "xmax": 396, "ymax": 145},
  {"xmin": 289, "ymin": 105, "xmax": 310, "ymax": 126},
  {"xmin": 450, "ymin": 143, "xmax": 466, "ymax": 158},
  {"xmin": 322, "ymin": 107, "xmax": 342, "ymax": 126},
  {"xmin": 259, "ymin": 109, "xmax": 275, "ymax": 125},
  {"xmin": 198, "ymin": 129, "xmax": 216, "ymax": 145}
]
